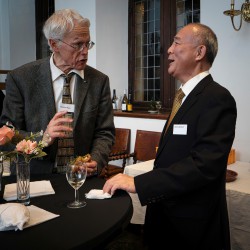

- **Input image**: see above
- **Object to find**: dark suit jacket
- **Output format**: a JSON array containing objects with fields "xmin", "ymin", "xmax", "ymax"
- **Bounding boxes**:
[
  {"xmin": 0, "ymin": 58, "xmax": 115, "ymax": 174},
  {"xmin": 135, "ymin": 75, "xmax": 237, "ymax": 250}
]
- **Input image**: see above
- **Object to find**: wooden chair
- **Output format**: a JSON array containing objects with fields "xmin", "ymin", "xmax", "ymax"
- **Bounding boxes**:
[
  {"xmin": 108, "ymin": 128, "xmax": 131, "ymax": 167},
  {"xmin": 0, "ymin": 70, "xmax": 10, "ymax": 90},
  {"xmin": 100, "ymin": 128, "xmax": 131, "ymax": 179},
  {"xmin": 130, "ymin": 130, "xmax": 162, "ymax": 164}
]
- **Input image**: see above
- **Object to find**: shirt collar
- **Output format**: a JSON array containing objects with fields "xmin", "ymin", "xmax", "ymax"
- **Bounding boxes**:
[
  {"xmin": 50, "ymin": 54, "xmax": 84, "ymax": 81},
  {"xmin": 181, "ymin": 71, "xmax": 209, "ymax": 96}
]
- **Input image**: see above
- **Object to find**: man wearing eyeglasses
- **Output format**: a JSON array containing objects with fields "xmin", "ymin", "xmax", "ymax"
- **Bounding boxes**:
[{"xmin": 0, "ymin": 9, "xmax": 115, "ymax": 175}]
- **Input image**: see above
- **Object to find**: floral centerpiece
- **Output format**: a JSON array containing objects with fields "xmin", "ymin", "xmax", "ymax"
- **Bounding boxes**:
[
  {"xmin": 0, "ymin": 123, "xmax": 48, "ymax": 205},
  {"xmin": 0, "ymin": 123, "xmax": 47, "ymax": 163}
]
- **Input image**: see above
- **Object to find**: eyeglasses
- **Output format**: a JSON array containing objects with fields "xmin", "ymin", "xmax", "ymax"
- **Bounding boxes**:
[{"xmin": 58, "ymin": 39, "xmax": 95, "ymax": 51}]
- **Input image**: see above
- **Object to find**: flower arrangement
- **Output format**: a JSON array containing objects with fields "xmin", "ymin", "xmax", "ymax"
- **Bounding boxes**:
[
  {"xmin": 0, "ymin": 124, "xmax": 47, "ymax": 163},
  {"xmin": 149, "ymin": 100, "xmax": 157, "ymax": 111}
]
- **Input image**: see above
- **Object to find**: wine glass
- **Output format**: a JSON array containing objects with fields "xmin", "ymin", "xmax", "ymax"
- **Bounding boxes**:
[
  {"xmin": 155, "ymin": 101, "xmax": 162, "ymax": 114},
  {"xmin": 66, "ymin": 162, "xmax": 87, "ymax": 208}
]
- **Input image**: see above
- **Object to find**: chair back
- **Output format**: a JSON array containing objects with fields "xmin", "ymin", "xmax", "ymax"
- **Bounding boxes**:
[
  {"xmin": 132, "ymin": 130, "xmax": 161, "ymax": 164},
  {"xmin": 109, "ymin": 128, "xmax": 131, "ymax": 158},
  {"xmin": 100, "ymin": 128, "xmax": 131, "ymax": 179}
]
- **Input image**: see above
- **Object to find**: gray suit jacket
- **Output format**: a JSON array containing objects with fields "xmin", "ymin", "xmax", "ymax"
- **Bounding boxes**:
[{"xmin": 0, "ymin": 57, "xmax": 115, "ymax": 174}]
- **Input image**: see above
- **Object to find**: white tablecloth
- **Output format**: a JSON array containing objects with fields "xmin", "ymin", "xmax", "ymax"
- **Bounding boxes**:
[
  {"xmin": 123, "ymin": 159, "xmax": 154, "ymax": 224},
  {"xmin": 124, "ymin": 160, "xmax": 250, "ymax": 250}
]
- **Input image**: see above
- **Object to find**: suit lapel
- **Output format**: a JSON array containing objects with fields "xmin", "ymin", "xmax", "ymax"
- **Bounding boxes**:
[
  {"xmin": 73, "ymin": 74, "xmax": 89, "ymax": 127},
  {"xmin": 35, "ymin": 60, "xmax": 90, "ymax": 128},
  {"xmin": 156, "ymin": 75, "xmax": 212, "ymax": 159},
  {"xmin": 35, "ymin": 59, "xmax": 56, "ymax": 120}
]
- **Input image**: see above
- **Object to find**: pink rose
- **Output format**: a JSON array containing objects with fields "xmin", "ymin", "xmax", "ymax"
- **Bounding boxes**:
[
  {"xmin": 16, "ymin": 139, "xmax": 38, "ymax": 154},
  {"xmin": 0, "ymin": 125, "xmax": 15, "ymax": 145}
]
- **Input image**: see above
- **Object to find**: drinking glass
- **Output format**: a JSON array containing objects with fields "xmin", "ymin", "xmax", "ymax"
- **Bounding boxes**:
[
  {"xmin": 155, "ymin": 101, "xmax": 162, "ymax": 114},
  {"xmin": 66, "ymin": 162, "xmax": 87, "ymax": 208}
]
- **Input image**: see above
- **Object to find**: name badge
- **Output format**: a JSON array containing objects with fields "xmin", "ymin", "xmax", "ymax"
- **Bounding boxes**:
[
  {"xmin": 59, "ymin": 103, "xmax": 75, "ymax": 113},
  {"xmin": 173, "ymin": 124, "xmax": 187, "ymax": 135}
]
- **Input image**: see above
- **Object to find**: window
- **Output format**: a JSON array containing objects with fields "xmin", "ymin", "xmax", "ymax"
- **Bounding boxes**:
[{"xmin": 129, "ymin": 0, "xmax": 200, "ymax": 110}]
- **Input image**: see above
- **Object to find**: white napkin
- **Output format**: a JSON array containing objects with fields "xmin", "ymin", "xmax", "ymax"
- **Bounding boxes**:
[
  {"xmin": 85, "ymin": 189, "xmax": 112, "ymax": 199},
  {"xmin": 0, "ymin": 203, "xmax": 30, "ymax": 231},
  {"xmin": 3, "ymin": 180, "xmax": 55, "ymax": 201},
  {"xmin": 24, "ymin": 205, "xmax": 59, "ymax": 229},
  {"xmin": 0, "ymin": 203, "xmax": 59, "ymax": 231}
]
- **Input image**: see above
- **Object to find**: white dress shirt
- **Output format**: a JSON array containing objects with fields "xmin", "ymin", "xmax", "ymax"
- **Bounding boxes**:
[
  {"xmin": 49, "ymin": 55, "xmax": 84, "ymax": 112},
  {"xmin": 181, "ymin": 71, "xmax": 209, "ymax": 104}
]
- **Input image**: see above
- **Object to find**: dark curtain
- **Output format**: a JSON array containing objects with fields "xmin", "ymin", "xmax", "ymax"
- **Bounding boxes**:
[{"xmin": 35, "ymin": 0, "xmax": 55, "ymax": 59}]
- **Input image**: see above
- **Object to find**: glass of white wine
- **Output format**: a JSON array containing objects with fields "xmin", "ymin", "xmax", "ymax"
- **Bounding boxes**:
[{"xmin": 66, "ymin": 162, "xmax": 87, "ymax": 208}]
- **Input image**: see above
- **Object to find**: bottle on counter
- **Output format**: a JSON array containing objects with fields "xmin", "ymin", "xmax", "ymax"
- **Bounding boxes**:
[
  {"xmin": 127, "ymin": 93, "xmax": 133, "ymax": 112},
  {"xmin": 121, "ymin": 89, "xmax": 128, "ymax": 112},
  {"xmin": 112, "ymin": 89, "xmax": 117, "ymax": 110}
]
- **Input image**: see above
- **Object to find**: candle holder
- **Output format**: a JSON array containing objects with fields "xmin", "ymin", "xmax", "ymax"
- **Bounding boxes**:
[{"xmin": 223, "ymin": 0, "xmax": 250, "ymax": 31}]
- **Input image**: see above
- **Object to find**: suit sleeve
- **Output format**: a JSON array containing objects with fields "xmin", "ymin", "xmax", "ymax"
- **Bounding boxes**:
[{"xmin": 89, "ymin": 75, "xmax": 115, "ymax": 171}]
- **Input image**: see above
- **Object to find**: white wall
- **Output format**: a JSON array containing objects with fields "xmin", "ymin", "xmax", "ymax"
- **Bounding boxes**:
[
  {"xmin": 96, "ymin": 0, "xmax": 128, "ymax": 99},
  {"xmin": 201, "ymin": 0, "xmax": 250, "ymax": 162},
  {"xmin": 0, "ymin": 0, "xmax": 249, "ymax": 162}
]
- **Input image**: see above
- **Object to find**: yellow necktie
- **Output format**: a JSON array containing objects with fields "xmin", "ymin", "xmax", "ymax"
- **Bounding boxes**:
[{"xmin": 165, "ymin": 88, "xmax": 185, "ymax": 132}]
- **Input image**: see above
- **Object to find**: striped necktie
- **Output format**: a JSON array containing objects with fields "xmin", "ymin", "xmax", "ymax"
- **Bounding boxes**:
[{"xmin": 56, "ymin": 73, "xmax": 75, "ymax": 173}]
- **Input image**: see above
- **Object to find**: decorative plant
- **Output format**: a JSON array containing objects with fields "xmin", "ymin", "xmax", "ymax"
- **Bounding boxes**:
[
  {"xmin": 0, "ymin": 123, "xmax": 47, "ymax": 163},
  {"xmin": 149, "ymin": 100, "xmax": 157, "ymax": 110}
]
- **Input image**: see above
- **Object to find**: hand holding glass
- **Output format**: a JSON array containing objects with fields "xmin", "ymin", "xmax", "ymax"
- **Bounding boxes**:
[{"xmin": 66, "ymin": 162, "xmax": 87, "ymax": 208}]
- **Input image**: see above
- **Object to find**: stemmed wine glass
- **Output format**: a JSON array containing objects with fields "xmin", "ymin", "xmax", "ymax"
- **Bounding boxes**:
[
  {"xmin": 66, "ymin": 161, "xmax": 87, "ymax": 208},
  {"xmin": 155, "ymin": 101, "xmax": 162, "ymax": 114}
]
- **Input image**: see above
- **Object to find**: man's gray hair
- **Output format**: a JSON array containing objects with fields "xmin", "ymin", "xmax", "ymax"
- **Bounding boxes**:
[{"xmin": 43, "ymin": 9, "xmax": 90, "ymax": 50}]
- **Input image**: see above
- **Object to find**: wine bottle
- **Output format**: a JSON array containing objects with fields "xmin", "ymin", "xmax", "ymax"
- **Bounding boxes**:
[
  {"xmin": 121, "ymin": 89, "xmax": 128, "ymax": 112},
  {"xmin": 127, "ymin": 93, "xmax": 133, "ymax": 112},
  {"xmin": 112, "ymin": 89, "xmax": 117, "ymax": 110}
]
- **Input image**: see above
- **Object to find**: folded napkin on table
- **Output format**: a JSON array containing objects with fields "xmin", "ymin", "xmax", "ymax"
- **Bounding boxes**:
[
  {"xmin": 23, "ymin": 205, "xmax": 59, "ymax": 229},
  {"xmin": 0, "ymin": 203, "xmax": 59, "ymax": 231},
  {"xmin": 3, "ymin": 180, "xmax": 55, "ymax": 201},
  {"xmin": 85, "ymin": 189, "xmax": 112, "ymax": 199}
]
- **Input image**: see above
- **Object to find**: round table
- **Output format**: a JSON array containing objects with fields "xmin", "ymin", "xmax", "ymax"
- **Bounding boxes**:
[{"xmin": 0, "ymin": 174, "xmax": 133, "ymax": 249}]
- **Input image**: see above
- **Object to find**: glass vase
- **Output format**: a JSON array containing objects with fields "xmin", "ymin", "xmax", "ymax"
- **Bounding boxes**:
[{"xmin": 16, "ymin": 160, "xmax": 30, "ymax": 205}]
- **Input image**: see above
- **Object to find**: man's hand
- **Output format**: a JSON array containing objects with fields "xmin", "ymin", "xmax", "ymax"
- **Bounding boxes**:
[
  {"xmin": 103, "ymin": 174, "xmax": 136, "ymax": 196},
  {"xmin": 84, "ymin": 160, "xmax": 98, "ymax": 177},
  {"xmin": 43, "ymin": 111, "xmax": 73, "ymax": 146}
]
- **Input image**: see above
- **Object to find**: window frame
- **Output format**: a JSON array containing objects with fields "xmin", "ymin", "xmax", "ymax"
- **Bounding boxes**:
[{"xmin": 128, "ymin": 0, "xmax": 177, "ymax": 111}]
